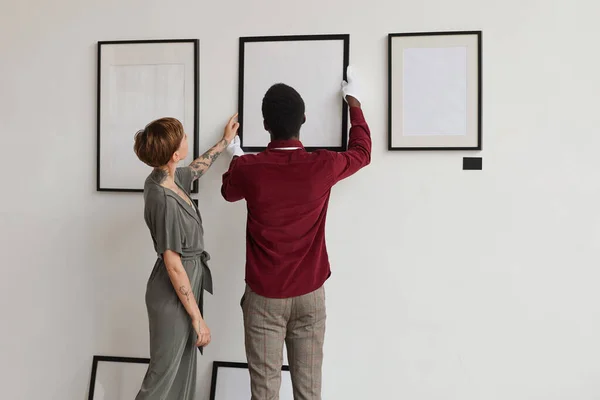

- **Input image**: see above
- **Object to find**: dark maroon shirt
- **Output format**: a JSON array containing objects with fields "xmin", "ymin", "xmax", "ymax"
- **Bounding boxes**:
[{"xmin": 221, "ymin": 107, "xmax": 372, "ymax": 298}]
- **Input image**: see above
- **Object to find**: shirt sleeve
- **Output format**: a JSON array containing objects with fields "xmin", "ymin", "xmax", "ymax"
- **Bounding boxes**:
[
  {"xmin": 175, "ymin": 167, "xmax": 194, "ymax": 195},
  {"xmin": 221, "ymin": 156, "xmax": 245, "ymax": 202},
  {"xmin": 149, "ymin": 196, "xmax": 183, "ymax": 257},
  {"xmin": 328, "ymin": 107, "xmax": 372, "ymax": 183}
]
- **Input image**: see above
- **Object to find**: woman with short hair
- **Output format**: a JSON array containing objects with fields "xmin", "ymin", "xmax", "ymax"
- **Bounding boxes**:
[{"xmin": 133, "ymin": 113, "xmax": 239, "ymax": 400}]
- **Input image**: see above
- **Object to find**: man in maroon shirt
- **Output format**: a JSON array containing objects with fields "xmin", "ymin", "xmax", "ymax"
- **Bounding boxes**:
[{"xmin": 221, "ymin": 66, "xmax": 371, "ymax": 399}]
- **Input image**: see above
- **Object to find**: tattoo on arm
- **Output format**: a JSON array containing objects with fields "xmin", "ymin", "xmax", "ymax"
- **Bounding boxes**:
[
  {"xmin": 189, "ymin": 139, "xmax": 228, "ymax": 180},
  {"xmin": 178, "ymin": 286, "xmax": 191, "ymax": 303}
]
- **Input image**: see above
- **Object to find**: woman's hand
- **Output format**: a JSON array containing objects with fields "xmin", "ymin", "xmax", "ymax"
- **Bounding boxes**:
[
  {"xmin": 223, "ymin": 113, "xmax": 240, "ymax": 144},
  {"xmin": 189, "ymin": 112, "xmax": 240, "ymax": 181},
  {"xmin": 192, "ymin": 317, "xmax": 211, "ymax": 347}
]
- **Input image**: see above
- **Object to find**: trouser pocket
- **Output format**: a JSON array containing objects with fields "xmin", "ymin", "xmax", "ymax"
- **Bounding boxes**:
[{"xmin": 240, "ymin": 285, "xmax": 251, "ymax": 309}]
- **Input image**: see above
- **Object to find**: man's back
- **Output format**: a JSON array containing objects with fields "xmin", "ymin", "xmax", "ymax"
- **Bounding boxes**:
[{"xmin": 222, "ymin": 107, "xmax": 372, "ymax": 298}]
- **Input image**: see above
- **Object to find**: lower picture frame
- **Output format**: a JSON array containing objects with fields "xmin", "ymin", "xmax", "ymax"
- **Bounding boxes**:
[
  {"xmin": 88, "ymin": 355, "xmax": 150, "ymax": 400},
  {"xmin": 210, "ymin": 361, "xmax": 292, "ymax": 400}
]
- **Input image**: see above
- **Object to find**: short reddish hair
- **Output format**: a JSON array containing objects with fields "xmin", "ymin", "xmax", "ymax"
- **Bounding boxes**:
[{"xmin": 134, "ymin": 117, "xmax": 185, "ymax": 168}]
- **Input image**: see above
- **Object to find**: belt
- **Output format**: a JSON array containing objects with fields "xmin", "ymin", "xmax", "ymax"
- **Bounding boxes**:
[{"xmin": 180, "ymin": 251, "xmax": 213, "ymax": 295}]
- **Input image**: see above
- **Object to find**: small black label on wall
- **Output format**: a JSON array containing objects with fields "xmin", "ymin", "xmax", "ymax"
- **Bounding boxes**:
[{"xmin": 463, "ymin": 157, "xmax": 482, "ymax": 170}]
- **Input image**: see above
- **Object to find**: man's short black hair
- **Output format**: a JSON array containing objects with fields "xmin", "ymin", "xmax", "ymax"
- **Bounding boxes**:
[{"xmin": 262, "ymin": 83, "xmax": 305, "ymax": 140}]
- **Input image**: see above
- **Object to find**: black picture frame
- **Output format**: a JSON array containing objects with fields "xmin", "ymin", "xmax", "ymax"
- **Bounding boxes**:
[
  {"xmin": 388, "ymin": 30, "xmax": 482, "ymax": 151},
  {"xmin": 238, "ymin": 34, "xmax": 350, "ymax": 153},
  {"xmin": 96, "ymin": 39, "xmax": 200, "ymax": 193},
  {"xmin": 209, "ymin": 361, "xmax": 290, "ymax": 400},
  {"xmin": 88, "ymin": 355, "xmax": 150, "ymax": 400}
]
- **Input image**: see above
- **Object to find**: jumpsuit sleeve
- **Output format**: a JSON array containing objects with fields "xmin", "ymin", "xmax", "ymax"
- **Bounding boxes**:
[
  {"xmin": 149, "ymin": 196, "xmax": 184, "ymax": 257},
  {"xmin": 175, "ymin": 167, "xmax": 194, "ymax": 195}
]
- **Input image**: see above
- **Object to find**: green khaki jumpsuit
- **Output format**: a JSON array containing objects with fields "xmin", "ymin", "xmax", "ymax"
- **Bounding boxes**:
[{"xmin": 136, "ymin": 167, "xmax": 213, "ymax": 400}]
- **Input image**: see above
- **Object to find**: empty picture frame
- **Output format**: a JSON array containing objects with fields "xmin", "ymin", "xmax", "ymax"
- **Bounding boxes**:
[
  {"xmin": 88, "ymin": 355, "xmax": 150, "ymax": 400},
  {"xmin": 97, "ymin": 39, "xmax": 199, "ymax": 192},
  {"xmin": 209, "ymin": 361, "xmax": 293, "ymax": 400},
  {"xmin": 238, "ymin": 34, "xmax": 350, "ymax": 152},
  {"xmin": 388, "ymin": 31, "xmax": 482, "ymax": 150}
]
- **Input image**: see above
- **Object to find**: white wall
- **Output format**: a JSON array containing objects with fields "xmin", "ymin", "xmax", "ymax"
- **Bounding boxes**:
[{"xmin": 2, "ymin": 0, "xmax": 600, "ymax": 399}]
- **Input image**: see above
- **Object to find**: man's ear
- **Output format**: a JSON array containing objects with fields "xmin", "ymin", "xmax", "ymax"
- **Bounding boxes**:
[
  {"xmin": 302, "ymin": 114, "xmax": 306, "ymax": 125},
  {"xmin": 263, "ymin": 120, "xmax": 269, "ymax": 132}
]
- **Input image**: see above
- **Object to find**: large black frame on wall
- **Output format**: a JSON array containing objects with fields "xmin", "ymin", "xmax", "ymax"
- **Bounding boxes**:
[
  {"xmin": 238, "ymin": 34, "xmax": 350, "ymax": 153},
  {"xmin": 97, "ymin": 39, "xmax": 200, "ymax": 193},
  {"xmin": 388, "ymin": 30, "xmax": 482, "ymax": 151}
]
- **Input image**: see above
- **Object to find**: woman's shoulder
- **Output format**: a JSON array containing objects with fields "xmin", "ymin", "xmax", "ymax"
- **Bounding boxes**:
[
  {"xmin": 144, "ymin": 173, "xmax": 162, "ymax": 194},
  {"xmin": 144, "ymin": 187, "xmax": 180, "ymax": 218},
  {"xmin": 144, "ymin": 177, "xmax": 171, "ymax": 204}
]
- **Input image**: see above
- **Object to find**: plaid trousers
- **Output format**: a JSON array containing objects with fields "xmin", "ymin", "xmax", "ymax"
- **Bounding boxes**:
[{"xmin": 241, "ymin": 285, "xmax": 326, "ymax": 400}]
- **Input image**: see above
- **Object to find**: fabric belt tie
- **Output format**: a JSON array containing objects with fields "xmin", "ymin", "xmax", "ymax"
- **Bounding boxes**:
[{"xmin": 181, "ymin": 250, "xmax": 213, "ymax": 354}]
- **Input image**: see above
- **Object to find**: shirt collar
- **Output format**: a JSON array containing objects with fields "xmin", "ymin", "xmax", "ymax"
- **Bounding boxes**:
[{"xmin": 267, "ymin": 140, "xmax": 304, "ymax": 150}]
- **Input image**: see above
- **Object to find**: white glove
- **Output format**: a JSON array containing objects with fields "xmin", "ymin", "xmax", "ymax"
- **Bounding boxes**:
[
  {"xmin": 226, "ymin": 136, "xmax": 244, "ymax": 157},
  {"xmin": 341, "ymin": 65, "xmax": 360, "ymax": 103}
]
